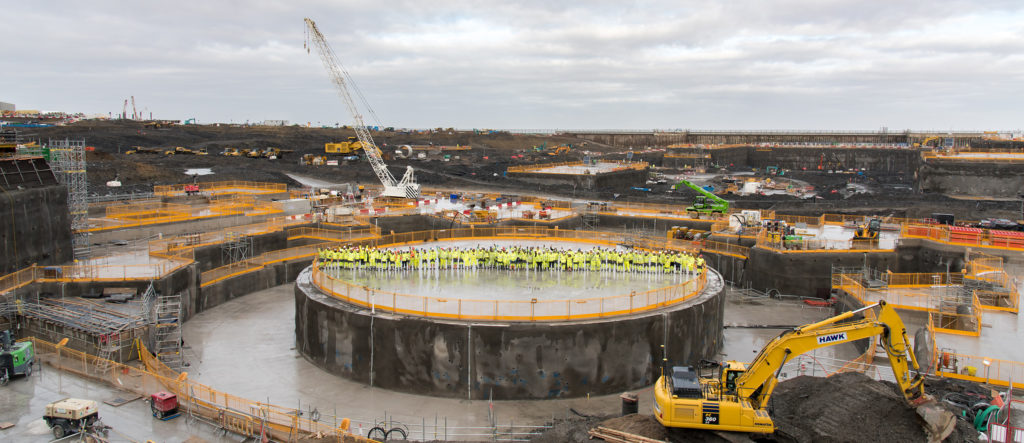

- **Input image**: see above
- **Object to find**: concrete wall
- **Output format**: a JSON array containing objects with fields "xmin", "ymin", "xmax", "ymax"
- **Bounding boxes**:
[
  {"xmin": 195, "ymin": 257, "xmax": 312, "ymax": 313},
  {"xmin": 919, "ymin": 161, "xmax": 1024, "ymax": 198},
  {"xmin": 0, "ymin": 184, "xmax": 73, "ymax": 274},
  {"xmin": 190, "ymin": 230, "xmax": 289, "ymax": 272},
  {"xmin": 744, "ymin": 248, "xmax": 898, "ymax": 298},
  {"xmin": 294, "ymin": 268, "xmax": 725, "ymax": 400}
]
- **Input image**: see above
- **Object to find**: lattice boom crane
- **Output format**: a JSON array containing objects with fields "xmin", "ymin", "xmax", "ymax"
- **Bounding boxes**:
[{"xmin": 303, "ymin": 18, "xmax": 419, "ymax": 199}]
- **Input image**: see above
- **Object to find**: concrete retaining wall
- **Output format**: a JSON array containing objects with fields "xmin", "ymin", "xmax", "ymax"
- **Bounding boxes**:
[
  {"xmin": 196, "ymin": 257, "xmax": 312, "ymax": 313},
  {"xmin": 919, "ymin": 161, "xmax": 1024, "ymax": 198},
  {"xmin": 745, "ymin": 248, "xmax": 898, "ymax": 298},
  {"xmin": 0, "ymin": 184, "xmax": 72, "ymax": 274},
  {"xmin": 294, "ymin": 268, "xmax": 725, "ymax": 400}
]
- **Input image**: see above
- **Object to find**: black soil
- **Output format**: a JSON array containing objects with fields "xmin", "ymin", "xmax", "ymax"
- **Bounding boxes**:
[{"xmin": 530, "ymin": 373, "xmax": 984, "ymax": 443}]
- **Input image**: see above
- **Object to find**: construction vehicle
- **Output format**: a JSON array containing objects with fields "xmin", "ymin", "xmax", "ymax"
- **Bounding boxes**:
[
  {"xmin": 0, "ymin": 330, "xmax": 33, "ymax": 385},
  {"xmin": 305, "ymin": 18, "xmax": 419, "ymax": 199},
  {"xmin": 301, "ymin": 154, "xmax": 327, "ymax": 165},
  {"xmin": 546, "ymin": 144, "xmax": 572, "ymax": 156},
  {"xmin": 654, "ymin": 301, "xmax": 944, "ymax": 435},
  {"xmin": 672, "ymin": 179, "xmax": 729, "ymax": 215},
  {"xmin": 326, "ymin": 137, "xmax": 367, "ymax": 155},
  {"xmin": 261, "ymin": 147, "xmax": 292, "ymax": 159},
  {"xmin": 150, "ymin": 391, "xmax": 181, "ymax": 420},
  {"xmin": 470, "ymin": 210, "xmax": 496, "ymax": 223},
  {"xmin": 221, "ymin": 147, "xmax": 244, "ymax": 156},
  {"xmin": 44, "ymin": 398, "xmax": 100, "ymax": 438},
  {"xmin": 125, "ymin": 146, "xmax": 161, "ymax": 155},
  {"xmin": 854, "ymin": 218, "xmax": 882, "ymax": 241}
]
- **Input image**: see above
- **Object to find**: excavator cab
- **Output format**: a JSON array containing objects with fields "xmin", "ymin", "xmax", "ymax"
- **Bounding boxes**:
[{"xmin": 854, "ymin": 218, "xmax": 882, "ymax": 241}]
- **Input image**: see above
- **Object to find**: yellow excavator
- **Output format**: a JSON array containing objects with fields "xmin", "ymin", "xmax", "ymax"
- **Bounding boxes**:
[
  {"xmin": 854, "ymin": 218, "xmax": 882, "ymax": 241},
  {"xmin": 654, "ymin": 301, "xmax": 949, "ymax": 436}
]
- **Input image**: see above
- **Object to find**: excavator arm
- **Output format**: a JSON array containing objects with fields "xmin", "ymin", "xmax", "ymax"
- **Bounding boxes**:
[
  {"xmin": 736, "ymin": 301, "xmax": 924, "ymax": 410},
  {"xmin": 672, "ymin": 179, "xmax": 729, "ymax": 213}
]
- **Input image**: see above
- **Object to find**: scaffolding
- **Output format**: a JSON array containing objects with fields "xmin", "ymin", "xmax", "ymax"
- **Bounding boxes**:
[
  {"xmin": 153, "ymin": 292, "xmax": 184, "ymax": 371},
  {"xmin": 221, "ymin": 233, "xmax": 254, "ymax": 265},
  {"xmin": 49, "ymin": 138, "xmax": 89, "ymax": 259}
]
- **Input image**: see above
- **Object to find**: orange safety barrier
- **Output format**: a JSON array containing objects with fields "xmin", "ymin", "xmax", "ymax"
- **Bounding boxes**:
[
  {"xmin": 702, "ymin": 241, "xmax": 750, "ymax": 258},
  {"xmin": 24, "ymin": 337, "xmax": 371, "ymax": 442},
  {"xmin": 949, "ymin": 226, "xmax": 984, "ymax": 245},
  {"xmin": 153, "ymin": 180, "xmax": 287, "ymax": 196},
  {"xmin": 312, "ymin": 264, "xmax": 706, "ymax": 322},
  {"xmin": 990, "ymin": 229, "xmax": 1024, "ymax": 249}
]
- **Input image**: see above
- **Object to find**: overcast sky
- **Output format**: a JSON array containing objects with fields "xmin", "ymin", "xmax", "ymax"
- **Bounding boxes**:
[{"xmin": 3, "ymin": 1, "xmax": 1023, "ymax": 130}]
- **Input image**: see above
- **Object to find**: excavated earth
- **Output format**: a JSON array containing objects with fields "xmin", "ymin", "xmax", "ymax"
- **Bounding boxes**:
[
  {"xmin": 21, "ymin": 121, "xmax": 1022, "ymax": 219},
  {"xmin": 530, "ymin": 373, "xmax": 984, "ymax": 443}
]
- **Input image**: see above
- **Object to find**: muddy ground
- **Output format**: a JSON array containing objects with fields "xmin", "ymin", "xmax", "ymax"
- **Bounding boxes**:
[{"xmin": 22, "ymin": 121, "xmax": 1022, "ymax": 219}]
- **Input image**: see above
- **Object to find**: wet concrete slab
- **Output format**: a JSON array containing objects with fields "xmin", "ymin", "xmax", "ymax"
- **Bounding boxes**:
[
  {"xmin": 0, "ymin": 363, "xmax": 232, "ymax": 442},
  {"xmin": 331, "ymin": 268, "xmax": 692, "ymax": 303},
  {"xmin": 179, "ymin": 282, "xmax": 832, "ymax": 434}
]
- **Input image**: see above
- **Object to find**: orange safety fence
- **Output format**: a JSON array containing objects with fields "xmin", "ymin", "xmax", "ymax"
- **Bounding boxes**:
[
  {"xmin": 286, "ymin": 226, "xmax": 382, "ymax": 242},
  {"xmin": 933, "ymin": 349, "xmax": 1024, "ymax": 390},
  {"xmin": 149, "ymin": 217, "xmax": 307, "ymax": 255},
  {"xmin": 921, "ymin": 151, "xmax": 1024, "ymax": 163},
  {"xmin": 23, "ymin": 337, "xmax": 372, "ymax": 442},
  {"xmin": 1, "ymin": 261, "xmax": 193, "ymax": 290},
  {"xmin": 105, "ymin": 202, "xmax": 191, "ymax": 219},
  {"xmin": 886, "ymin": 272, "xmax": 964, "ymax": 287},
  {"xmin": 312, "ymin": 264, "xmax": 706, "ymax": 322},
  {"xmin": 835, "ymin": 274, "xmax": 983, "ymax": 335},
  {"xmin": 153, "ymin": 180, "xmax": 288, "ymax": 196},
  {"xmin": 702, "ymin": 241, "xmax": 750, "ymax": 258},
  {"xmin": 755, "ymin": 230, "xmax": 893, "ymax": 252},
  {"xmin": 200, "ymin": 242, "xmax": 339, "ymax": 287}
]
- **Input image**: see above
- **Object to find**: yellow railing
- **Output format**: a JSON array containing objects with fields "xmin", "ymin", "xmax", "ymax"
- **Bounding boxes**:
[
  {"xmin": 312, "ymin": 264, "xmax": 706, "ymax": 322},
  {"xmin": 886, "ymin": 272, "xmax": 964, "ymax": 287},
  {"xmin": 0, "ymin": 260, "xmax": 194, "ymax": 289},
  {"xmin": 200, "ymin": 242, "xmax": 340, "ymax": 287},
  {"xmin": 0, "ymin": 266, "xmax": 37, "ymax": 294},
  {"xmin": 153, "ymin": 180, "xmax": 287, "ymax": 196},
  {"xmin": 755, "ymin": 230, "xmax": 892, "ymax": 252},
  {"xmin": 287, "ymin": 227, "xmax": 382, "ymax": 241},
  {"xmin": 922, "ymin": 151, "xmax": 1024, "ymax": 163},
  {"xmin": 25, "ymin": 337, "xmax": 372, "ymax": 442},
  {"xmin": 933, "ymin": 349, "xmax": 1024, "ymax": 390},
  {"xmin": 702, "ymin": 241, "xmax": 750, "ymax": 258},
  {"xmin": 834, "ymin": 274, "xmax": 983, "ymax": 335},
  {"xmin": 105, "ymin": 202, "xmax": 191, "ymax": 219}
]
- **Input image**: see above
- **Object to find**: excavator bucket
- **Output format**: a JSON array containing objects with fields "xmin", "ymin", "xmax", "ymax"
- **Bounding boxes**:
[{"xmin": 915, "ymin": 398, "xmax": 955, "ymax": 443}]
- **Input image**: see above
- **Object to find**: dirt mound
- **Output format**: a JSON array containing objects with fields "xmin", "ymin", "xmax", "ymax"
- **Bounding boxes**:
[
  {"xmin": 598, "ymin": 414, "xmax": 669, "ymax": 440},
  {"xmin": 771, "ymin": 372, "xmax": 978, "ymax": 443}
]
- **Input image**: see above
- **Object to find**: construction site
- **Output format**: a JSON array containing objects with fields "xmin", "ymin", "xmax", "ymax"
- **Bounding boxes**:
[{"xmin": 4, "ymin": 16, "xmax": 1024, "ymax": 443}]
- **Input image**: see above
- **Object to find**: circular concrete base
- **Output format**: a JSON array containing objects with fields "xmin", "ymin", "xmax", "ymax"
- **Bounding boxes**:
[{"xmin": 294, "ymin": 267, "xmax": 724, "ymax": 400}]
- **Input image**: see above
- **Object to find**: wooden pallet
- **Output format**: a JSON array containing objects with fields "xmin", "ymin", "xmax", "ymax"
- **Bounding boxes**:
[{"xmin": 587, "ymin": 426, "xmax": 666, "ymax": 443}]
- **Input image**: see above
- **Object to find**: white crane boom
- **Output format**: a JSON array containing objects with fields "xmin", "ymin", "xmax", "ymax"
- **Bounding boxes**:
[{"xmin": 303, "ymin": 18, "xmax": 419, "ymax": 199}]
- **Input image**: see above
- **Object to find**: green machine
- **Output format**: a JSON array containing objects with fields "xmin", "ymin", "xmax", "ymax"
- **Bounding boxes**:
[
  {"xmin": 672, "ymin": 179, "xmax": 730, "ymax": 214},
  {"xmin": 1, "ymin": 330, "xmax": 34, "ymax": 385}
]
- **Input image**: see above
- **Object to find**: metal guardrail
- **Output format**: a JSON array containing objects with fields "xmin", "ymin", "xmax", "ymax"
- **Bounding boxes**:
[{"xmin": 24, "ymin": 337, "xmax": 375, "ymax": 442}]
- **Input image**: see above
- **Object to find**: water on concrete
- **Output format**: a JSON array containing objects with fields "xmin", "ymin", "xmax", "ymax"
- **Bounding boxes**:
[
  {"xmin": 179, "ymin": 281, "xmax": 836, "ymax": 438},
  {"xmin": 0, "ymin": 362, "xmax": 233, "ymax": 442},
  {"xmin": 333, "ymin": 269, "xmax": 691, "ymax": 303}
]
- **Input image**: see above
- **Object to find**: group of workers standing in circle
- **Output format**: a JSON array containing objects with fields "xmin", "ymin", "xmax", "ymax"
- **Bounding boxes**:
[{"xmin": 317, "ymin": 245, "xmax": 705, "ymax": 275}]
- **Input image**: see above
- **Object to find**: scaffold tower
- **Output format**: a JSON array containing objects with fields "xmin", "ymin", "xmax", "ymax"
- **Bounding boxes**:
[{"xmin": 49, "ymin": 138, "xmax": 89, "ymax": 259}]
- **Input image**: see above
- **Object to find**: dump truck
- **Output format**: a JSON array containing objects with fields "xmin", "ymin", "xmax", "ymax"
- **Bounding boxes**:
[{"xmin": 44, "ymin": 398, "xmax": 100, "ymax": 439}]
